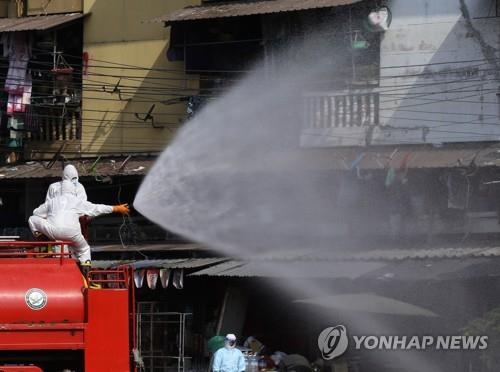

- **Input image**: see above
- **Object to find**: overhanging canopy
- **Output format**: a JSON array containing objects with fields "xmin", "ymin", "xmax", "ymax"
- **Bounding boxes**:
[
  {"xmin": 295, "ymin": 293, "xmax": 438, "ymax": 317},
  {"xmin": 157, "ymin": 0, "xmax": 362, "ymax": 23},
  {"xmin": 0, "ymin": 13, "xmax": 85, "ymax": 32},
  {"xmin": 92, "ymin": 258, "xmax": 226, "ymax": 270},
  {"xmin": 189, "ymin": 260, "xmax": 387, "ymax": 279}
]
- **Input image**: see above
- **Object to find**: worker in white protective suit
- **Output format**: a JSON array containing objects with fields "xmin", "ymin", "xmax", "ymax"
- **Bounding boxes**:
[
  {"xmin": 46, "ymin": 164, "xmax": 87, "ymax": 202},
  {"xmin": 212, "ymin": 334, "xmax": 246, "ymax": 372},
  {"xmin": 28, "ymin": 180, "xmax": 129, "ymax": 264}
]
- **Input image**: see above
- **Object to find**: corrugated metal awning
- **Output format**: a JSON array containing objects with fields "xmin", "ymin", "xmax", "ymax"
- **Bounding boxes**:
[
  {"xmin": 357, "ymin": 258, "xmax": 500, "ymax": 281},
  {"xmin": 92, "ymin": 258, "xmax": 226, "ymax": 270},
  {"xmin": 91, "ymin": 260, "xmax": 133, "ymax": 269},
  {"xmin": 295, "ymin": 293, "xmax": 437, "ymax": 317},
  {"xmin": 258, "ymin": 245, "xmax": 500, "ymax": 261},
  {"xmin": 189, "ymin": 256, "xmax": 500, "ymax": 280},
  {"xmin": 92, "ymin": 243, "xmax": 203, "ymax": 253},
  {"xmin": 2, "ymin": 144, "xmax": 498, "ymax": 181},
  {"xmin": 332, "ymin": 247, "xmax": 500, "ymax": 261},
  {"xmin": 0, "ymin": 156, "xmax": 155, "ymax": 180},
  {"xmin": 189, "ymin": 260, "xmax": 387, "ymax": 279},
  {"xmin": 0, "ymin": 13, "xmax": 85, "ymax": 32},
  {"xmin": 156, "ymin": 0, "xmax": 362, "ymax": 23},
  {"xmin": 321, "ymin": 144, "xmax": 500, "ymax": 170},
  {"xmin": 129, "ymin": 258, "xmax": 227, "ymax": 270}
]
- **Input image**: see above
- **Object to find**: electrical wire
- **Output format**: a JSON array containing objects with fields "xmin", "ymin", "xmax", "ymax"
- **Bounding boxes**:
[
  {"xmin": 117, "ymin": 182, "xmax": 148, "ymax": 259},
  {"xmin": 1, "ymin": 47, "xmax": 500, "ymax": 157}
]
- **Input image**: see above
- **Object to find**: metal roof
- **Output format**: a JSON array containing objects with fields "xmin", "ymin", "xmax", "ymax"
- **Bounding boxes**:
[
  {"xmin": 295, "ymin": 293, "xmax": 437, "ymax": 317},
  {"xmin": 322, "ymin": 144, "xmax": 500, "ymax": 170},
  {"xmin": 92, "ymin": 243, "xmax": 203, "ymax": 253},
  {"xmin": 92, "ymin": 242, "xmax": 500, "ymax": 262},
  {"xmin": 94, "ymin": 255, "xmax": 500, "ymax": 280},
  {"xmin": 333, "ymin": 246, "xmax": 500, "ymax": 261},
  {"xmin": 91, "ymin": 260, "xmax": 132, "ymax": 269},
  {"xmin": 226, "ymin": 244, "xmax": 500, "ymax": 262},
  {"xmin": 1, "ymin": 143, "xmax": 497, "ymax": 180},
  {"xmin": 0, "ymin": 13, "xmax": 85, "ymax": 33},
  {"xmin": 358, "ymin": 258, "xmax": 496, "ymax": 281},
  {"xmin": 157, "ymin": 0, "xmax": 362, "ymax": 23},
  {"xmin": 288, "ymin": 144, "xmax": 500, "ymax": 171},
  {"xmin": 189, "ymin": 260, "xmax": 387, "ymax": 278},
  {"xmin": 0, "ymin": 156, "xmax": 156, "ymax": 180},
  {"xmin": 120, "ymin": 145, "xmax": 500, "ymax": 174},
  {"xmin": 129, "ymin": 258, "xmax": 227, "ymax": 269},
  {"xmin": 93, "ymin": 258, "xmax": 226, "ymax": 270},
  {"xmin": 269, "ymin": 246, "xmax": 500, "ymax": 261}
]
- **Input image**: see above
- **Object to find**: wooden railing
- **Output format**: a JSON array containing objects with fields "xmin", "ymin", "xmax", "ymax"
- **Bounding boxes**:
[{"xmin": 304, "ymin": 90, "xmax": 379, "ymax": 129}]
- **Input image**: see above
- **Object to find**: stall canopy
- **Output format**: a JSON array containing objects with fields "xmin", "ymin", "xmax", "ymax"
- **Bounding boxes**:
[
  {"xmin": 189, "ymin": 260, "xmax": 387, "ymax": 279},
  {"xmin": 295, "ymin": 293, "xmax": 438, "ymax": 317},
  {"xmin": 92, "ymin": 258, "xmax": 226, "ymax": 270}
]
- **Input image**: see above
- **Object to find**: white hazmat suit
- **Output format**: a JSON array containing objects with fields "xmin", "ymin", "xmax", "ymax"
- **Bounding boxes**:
[
  {"xmin": 46, "ymin": 164, "xmax": 87, "ymax": 202},
  {"xmin": 29, "ymin": 180, "xmax": 115, "ymax": 263}
]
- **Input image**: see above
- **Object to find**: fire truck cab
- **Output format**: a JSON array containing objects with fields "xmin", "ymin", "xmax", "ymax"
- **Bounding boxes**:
[{"xmin": 0, "ymin": 241, "xmax": 133, "ymax": 372}]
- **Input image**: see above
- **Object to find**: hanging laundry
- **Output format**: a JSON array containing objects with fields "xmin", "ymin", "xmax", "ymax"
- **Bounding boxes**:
[
  {"xmin": 385, "ymin": 167, "xmax": 396, "ymax": 187},
  {"xmin": 133, "ymin": 269, "xmax": 145, "ymax": 288},
  {"xmin": 0, "ymin": 112, "xmax": 7, "ymax": 137},
  {"xmin": 6, "ymin": 72, "xmax": 31, "ymax": 114},
  {"xmin": 349, "ymin": 153, "xmax": 366, "ymax": 170},
  {"xmin": 187, "ymin": 95, "xmax": 202, "ymax": 118},
  {"xmin": 160, "ymin": 268, "xmax": 171, "ymax": 289},
  {"xmin": 4, "ymin": 32, "xmax": 31, "ymax": 95},
  {"xmin": 465, "ymin": 155, "xmax": 478, "ymax": 177},
  {"xmin": 446, "ymin": 172, "xmax": 467, "ymax": 210},
  {"xmin": 172, "ymin": 269, "xmax": 184, "ymax": 289},
  {"xmin": 146, "ymin": 269, "xmax": 159, "ymax": 290},
  {"xmin": 399, "ymin": 153, "xmax": 411, "ymax": 180},
  {"xmin": 349, "ymin": 153, "xmax": 367, "ymax": 180},
  {"xmin": 7, "ymin": 94, "xmax": 23, "ymax": 114},
  {"xmin": 21, "ymin": 73, "xmax": 32, "ymax": 108},
  {"xmin": 24, "ymin": 104, "xmax": 39, "ymax": 132}
]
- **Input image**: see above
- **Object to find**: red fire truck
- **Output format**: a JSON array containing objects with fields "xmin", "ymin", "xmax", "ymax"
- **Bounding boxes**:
[{"xmin": 0, "ymin": 241, "xmax": 137, "ymax": 372}]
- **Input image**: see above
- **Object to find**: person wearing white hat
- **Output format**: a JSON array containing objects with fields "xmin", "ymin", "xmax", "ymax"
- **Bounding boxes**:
[{"xmin": 212, "ymin": 334, "xmax": 246, "ymax": 372}]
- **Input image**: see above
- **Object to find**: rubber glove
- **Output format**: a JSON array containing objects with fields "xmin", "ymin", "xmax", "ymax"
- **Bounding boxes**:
[{"xmin": 113, "ymin": 203, "xmax": 130, "ymax": 214}]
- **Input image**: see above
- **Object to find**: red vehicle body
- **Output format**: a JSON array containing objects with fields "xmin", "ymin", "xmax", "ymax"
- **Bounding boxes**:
[{"xmin": 0, "ymin": 241, "xmax": 135, "ymax": 372}]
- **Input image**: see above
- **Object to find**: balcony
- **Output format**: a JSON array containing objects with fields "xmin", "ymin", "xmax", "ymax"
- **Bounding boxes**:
[
  {"xmin": 301, "ymin": 89, "xmax": 380, "ymax": 148},
  {"xmin": 27, "ymin": 106, "xmax": 81, "ymax": 142},
  {"xmin": 20, "ymin": 105, "xmax": 82, "ymax": 160}
]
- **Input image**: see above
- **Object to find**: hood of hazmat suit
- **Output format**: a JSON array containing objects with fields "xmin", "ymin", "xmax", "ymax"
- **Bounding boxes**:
[
  {"xmin": 62, "ymin": 164, "xmax": 79, "ymax": 185},
  {"xmin": 46, "ymin": 165, "xmax": 87, "ymax": 202}
]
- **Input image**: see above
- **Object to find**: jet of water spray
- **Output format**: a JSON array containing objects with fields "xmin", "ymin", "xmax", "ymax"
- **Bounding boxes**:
[{"xmin": 134, "ymin": 32, "xmax": 445, "ymax": 371}]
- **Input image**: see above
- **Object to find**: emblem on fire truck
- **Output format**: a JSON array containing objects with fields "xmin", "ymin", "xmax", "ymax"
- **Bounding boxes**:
[{"xmin": 25, "ymin": 288, "xmax": 47, "ymax": 310}]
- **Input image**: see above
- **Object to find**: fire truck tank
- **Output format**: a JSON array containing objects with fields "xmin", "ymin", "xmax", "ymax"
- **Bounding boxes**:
[
  {"xmin": 0, "ymin": 257, "xmax": 85, "ymax": 324},
  {"xmin": 0, "ymin": 242, "xmax": 131, "ymax": 371}
]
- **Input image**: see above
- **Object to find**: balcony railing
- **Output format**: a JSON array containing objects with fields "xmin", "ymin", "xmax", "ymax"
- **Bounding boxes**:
[
  {"xmin": 304, "ymin": 90, "xmax": 379, "ymax": 129},
  {"xmin": 26, "ymin": 105, "xmax": 81, "ymax": 142}
]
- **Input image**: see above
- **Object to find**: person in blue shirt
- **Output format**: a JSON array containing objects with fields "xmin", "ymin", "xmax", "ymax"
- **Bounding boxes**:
[{"xmin": 213, "ymin": 334, "xmax": 246, "ymax": 372}]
